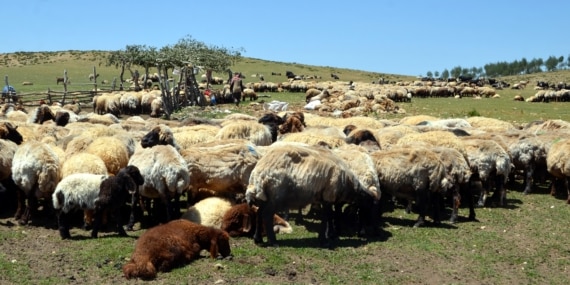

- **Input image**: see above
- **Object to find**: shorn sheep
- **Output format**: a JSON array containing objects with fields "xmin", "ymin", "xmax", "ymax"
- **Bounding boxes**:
[
  {"xmin": 52, "ymin": 165, "xmax": 144, "ymax": 239},
  {"xmin": 122, "ymin": 219, "xmax": 232, "ymax": 280},
  {"xmin": 245, "ymin": 143, "xmax": 380, "ymax": 248},
  {"xmin": 11, "ymin": 141, "xmax": 60, "ymax": 225}
]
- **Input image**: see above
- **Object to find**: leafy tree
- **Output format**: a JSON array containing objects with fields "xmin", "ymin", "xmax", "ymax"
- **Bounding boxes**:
[
  {"xmin": 450, "ymin": 66, "xmax": 462, "ymax": 78},
  {"xmin": 434, "ymin": 71, "xmax": 440, "ymax": 78},
  {"xmin": 426, "ymin": 71, "xmax": 433, "ymax": 78},
  {"xmin": 441, "ymin": 69, "xmax": 449, "ymax": 79},
  {"xmin": 544, "ymin": 55, "xmax": 559, "ymax": 71}
]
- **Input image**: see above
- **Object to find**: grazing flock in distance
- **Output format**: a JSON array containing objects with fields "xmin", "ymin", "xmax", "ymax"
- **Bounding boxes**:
[{"xmin": 2, "ymin": 73, "xmax": 570, "ymax": 280}]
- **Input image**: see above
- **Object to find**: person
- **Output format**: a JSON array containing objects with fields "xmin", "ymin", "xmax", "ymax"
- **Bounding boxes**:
[{"xmin": 229, "ymin": 72, "xmax": 244, "ymax": 107}]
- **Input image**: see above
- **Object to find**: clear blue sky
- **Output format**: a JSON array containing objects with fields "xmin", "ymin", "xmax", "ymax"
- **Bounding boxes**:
[{"xmin": 2, "ymin": 0, "xmax": 569, "ymax": 77}]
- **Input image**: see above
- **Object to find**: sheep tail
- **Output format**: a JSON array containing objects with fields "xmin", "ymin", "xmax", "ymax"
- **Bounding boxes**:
[{"xmin": 122, "ymin": 260, "xmax": 156, "ymax": 280}]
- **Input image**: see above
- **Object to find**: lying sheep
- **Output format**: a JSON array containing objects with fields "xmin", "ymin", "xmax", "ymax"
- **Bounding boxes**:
[
  {"xmin": 122, "ymin": 219, "xmax": 231, "ymax": 280},
  {"xmin": 245, "ymin": 143, "xmax": 379, "ymax": 247},
  {"xmin": 181, "ymin": 197, "xmax": 292, "ymax": 237}
]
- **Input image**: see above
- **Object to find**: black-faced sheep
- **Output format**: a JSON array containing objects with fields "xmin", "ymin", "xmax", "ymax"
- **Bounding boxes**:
[
  {"xmin": 11, "ymin": 141, "xmax": 60, "ymax": 224},
  {"xmin": 140, "ymin": 124, "xmax": 180, "ymax": 150},
  {"xmin": 122, "ymin": 219, "xmax": 231, "ymax": 280},
  {"xmin": 245, "ymin": 144, "xmax": 379, "ymax": 247},
  {"xmin": 0, "ymin": 121, "xmax": 23, "ymax": 145}
]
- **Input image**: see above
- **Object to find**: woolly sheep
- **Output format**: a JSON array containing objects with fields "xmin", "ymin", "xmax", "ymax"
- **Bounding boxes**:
[
  {"xmin": 128, "ymin": 145, "xmax": 190, "ymax": 225},
  {"xmin": 122, "ymin": 219, "xmax": 231, "ymax": 280},
  {"xmin": 546, "ymin": 138, "xmax": 570, "ymax": 203},
  {"xmin": 370, "ymin": 146, "xmax": 451, "ymax": 227},
  {"xmin": 11, "ymin": 141, "xmax": 60, "ymax": 224},
  {"xmin": 85, "ymin": 136, "xmax": 130, "ymax": 175},
  {"xmin": 215, "ymin": 121, "xmax": 274, "ymax": 146},
  {"xmin": 245, "ymin": 143, "xmax": 379, "ymax": 247},
  {"xmin": 180, "ymin": 141, "xmax": 261, "ymax": 203}
]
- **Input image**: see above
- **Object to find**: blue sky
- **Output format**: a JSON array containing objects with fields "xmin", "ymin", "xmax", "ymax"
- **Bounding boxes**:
[{"xmin": 2, "ymin": 0, "xmax": 569, "ymax": 77}]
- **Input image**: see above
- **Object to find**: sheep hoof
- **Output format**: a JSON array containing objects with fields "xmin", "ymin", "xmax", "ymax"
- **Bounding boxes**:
[{"xmin": 449, "ymin": 216, "xmax": 457, "ymax": 224}]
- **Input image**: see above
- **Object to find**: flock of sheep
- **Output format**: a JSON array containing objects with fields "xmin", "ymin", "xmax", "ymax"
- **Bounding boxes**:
[{"xmin": 2, "ymin": 81, "xmax": 570, "ymax": 279}]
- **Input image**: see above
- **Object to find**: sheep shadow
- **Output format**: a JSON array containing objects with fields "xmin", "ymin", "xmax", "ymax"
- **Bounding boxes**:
[
  {"xmin": 380, "ymin": 216, "xmax": 459, "ymax": 230},
  {"xmin": 263, "ymin": 235, "xmax": 384, "ymax": 250}
]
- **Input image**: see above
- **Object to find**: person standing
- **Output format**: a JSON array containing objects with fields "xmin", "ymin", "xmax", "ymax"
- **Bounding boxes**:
[{"xmin": 230, "ymin": 72, "xmax": 244, "ymax": 106}]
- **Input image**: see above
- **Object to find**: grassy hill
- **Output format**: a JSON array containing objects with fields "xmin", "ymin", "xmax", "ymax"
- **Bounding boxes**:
[{"xmin": 3, "ymin": 50, "xmax": 570, "ymax": 124}]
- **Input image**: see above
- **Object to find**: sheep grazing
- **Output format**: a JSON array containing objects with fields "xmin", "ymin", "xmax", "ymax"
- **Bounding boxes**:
[
  {"xmin": 370, "ymin": 147, "xmax": 451, "ymax": 227},
  {"xmin": 122, "ymin": 219, "xmax": 231, "ymax": 280},
  {"xmin": 245, "ymin": 144, "xmax": 379, "ymax": 247},
  {"xmin": 128, "ymin": 145, "xmax": 190, "ymax": 227},
  {"xmin": 546, "ymin": 138, "xmax": 570, "ymax": 203},
  {"xmin": 11, "ymin": 141, "xmax": 60, "ymax": 225}
]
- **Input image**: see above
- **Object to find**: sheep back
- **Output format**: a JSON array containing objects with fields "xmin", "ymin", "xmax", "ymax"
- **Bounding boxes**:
[
  {"xmin": 11, "ymin": 141, "xmax": 60, "ymax": 197},
  {"xmin": 52, "ymin": 173, "xmax": 108, "ymax": 213}
]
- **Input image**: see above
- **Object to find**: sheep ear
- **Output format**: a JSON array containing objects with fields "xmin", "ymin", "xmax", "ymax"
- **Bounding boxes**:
[{"xmin": 241, "ymin": 213, "xmax": 251, "ymax": 233}]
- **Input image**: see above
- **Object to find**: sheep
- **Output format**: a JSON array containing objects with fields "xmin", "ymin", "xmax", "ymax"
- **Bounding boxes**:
[
  {"xmin": 370, "ymin": 147, "xmax": 452, "ymax": 227},
  {"xmin": 27, "ymin": 105, "xmax": 55, "ymax": 124},
  {"xmin": 181, "ymin": 197, "xmax": 292, "ymax": 237},
  {"xmin": 461, "ymin": 138, "xmax": 512, "ymax": 207},
  {"xmin": 127, "ymin": 145, "xmax": 190, "ymax": 227},
  {"xmin": 180, "ymin": 141, "xmax": 261, "ymax": 203},
  {"xmin": 88, "ymin": 73, "xmax": 100, "ymax": 81},
  {"xmin": 546, "ymin": 138, "xmax": 570, "ymax": 203},
  {"xmin": 91, "ymin": 165, "xmax": 145, "ymax": 238},
  {"xmin": 172, "ymin": 125, "xmax": 220, "ymax": 148},
  {"xmin": 85, "ymin": 136, "xmax": 130, "ymax": 175},
  {"xmin": 280, "ymin": 130, "xmax": 347, "ymax": 148},
  {"xmin": 242, "ymin": 88, "xmax": 257, "ymax": 101},
  {"xmin": 245, "ymin": 143, "xmax": 380, "ymax": 247},
  {"xmin": 149, "ymin": 96, "xmax": 163, "ymax": 118},
  {"xmin": 11, "ymin": 141, "xmax": 60, "ymax": 225},
  {"xmin": 215, "ymin": 121, "xmax": 274, "ymax": 146},
  {"xmin": 0, "ymin": 121, "xmax": 23, "ymax": 145},
  {"xmin": 140, "ymin": 124, "xmax": 180, "ymax": 151},
  {"xmin": 62, "ymin": 99, "xmax": 81, "ymax": 115},
  {"xmin": 278, "ymin": 114, "xmax": 305, "ymax": 135},
  {"xmin": 0, "ymin": 139, "xmax": 19, "ymax": 197},
  {"xmin": 122, "ymin": 219, "xmax": 232, "ymax": 280}
]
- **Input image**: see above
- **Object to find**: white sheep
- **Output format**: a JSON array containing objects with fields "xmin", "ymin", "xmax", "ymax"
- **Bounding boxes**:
[
  {"xmin": 128, "ymin": 144, "xmax": 190, "ymax": 227},
  {"xmin": 11, "ymin": 141, "xmax": 60, "ymax": 225},
  {"xmin": 215, "ymin": 121, "xmax": 274, "ymax": 146},
  {"xmin": 245, "ymin": 143, "xmax": 379, "ymax": 247}
]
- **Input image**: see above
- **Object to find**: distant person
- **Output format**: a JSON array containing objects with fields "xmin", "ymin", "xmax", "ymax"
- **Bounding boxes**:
[{"xmin": 230, "ymin": 72, "xmax": 244, "ymax": 107}]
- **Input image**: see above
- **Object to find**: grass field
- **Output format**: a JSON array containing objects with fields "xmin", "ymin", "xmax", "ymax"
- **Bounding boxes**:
[{"xmin": 1, "ymin": 51, "xmax": 570, "ymax": 284}]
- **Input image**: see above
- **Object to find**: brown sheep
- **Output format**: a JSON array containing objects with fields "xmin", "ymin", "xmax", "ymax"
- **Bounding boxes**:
[
  {"xmin": 122, "ymin": 219, "xmax": 231, "ymax": 280},
  {"xmin": 278, "ymin": 115, "xmax": 305, "ymax": 134}
]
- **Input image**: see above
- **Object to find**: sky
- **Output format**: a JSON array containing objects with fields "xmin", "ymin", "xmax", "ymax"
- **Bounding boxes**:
[{"xmin": 2, "ymin": 0, "xmax": 569, "ymax": 77}]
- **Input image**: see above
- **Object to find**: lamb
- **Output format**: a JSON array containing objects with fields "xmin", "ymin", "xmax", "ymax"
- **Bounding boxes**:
[
  {"xmin": 245, "ymin": 143, "xmax": 379, "ymax": 247},
  {"xmin": 370, "ymin": 147, "xmax": 451, "ymax": 227},
  {"xmin": 181, "ymin": 197, "xmax": 292, "ymax": 237},
  {"xmin": 122, "ymin": 219, "xmax": 232, "ymax": 280},
  {"xmin": 128, "ymin": 145, "xmax": 190, "ymax": 226},
  {"xmin": 91, "ymin": 165, "xmax": 145, "ymax": 238},
  {"xmin": 11, "ymin": 141, "xmax": 60, "ymax": 225}
]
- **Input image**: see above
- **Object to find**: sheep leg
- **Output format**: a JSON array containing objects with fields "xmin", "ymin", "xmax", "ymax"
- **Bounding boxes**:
[
  {"xmin": 494, "ymin": 175, "xmax": 507, "ymax": 207},
  {"xmin": 413, "ymin": 190, "xmax": 428, "ymax": 228},
  {"xmin": 318, "ymin": 203, "xmax": 335, "ymax": 249},
  {"xmin": 477, "ymin": 180, "xmax": 490, "ymax": 207},
  {"xmin": 14, "ymin": 188, "xmax": 25, "ymax": 220},
  {"xmin": 565, "ymin": 178, "xmax": 570, "ymax": 204},
  {"xmin": 523, "ymin": 164, "xmax": 535, "ymax": 195},
  {"xmin": 114, "ymin": 207, "xmax": 128, "ymax": 237},
  {"xmin": 449, "ymin": 185, "xmax": 461, "ymax": 224},
  {"xmin": 91, "ymin": 208, "xmax": 104, "ymax": 238},
  {"xmin": 252, "ymin": 204, "xmax": 265, "ymax": 244},
  {"xmin": 126, "ymin": 192, "xmax": 138, "ymax": 231},
  {"xmin": 56, "ymin": 211, "xmax": 71, "ymax": 239}
]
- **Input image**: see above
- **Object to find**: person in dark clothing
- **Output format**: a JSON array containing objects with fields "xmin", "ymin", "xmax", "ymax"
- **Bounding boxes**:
[{"xmin": 230, "ymin": 72, "xmax": 244, "ymax": 106}]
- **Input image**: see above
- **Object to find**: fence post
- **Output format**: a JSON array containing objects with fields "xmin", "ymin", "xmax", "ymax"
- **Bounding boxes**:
[
  {"xmin": 92, "ymin": 66, "xmax": 98, "ymax": 96},
  {"xmin": 61, "ymin": 70, "xmax": 68, "ymax": 105}
]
